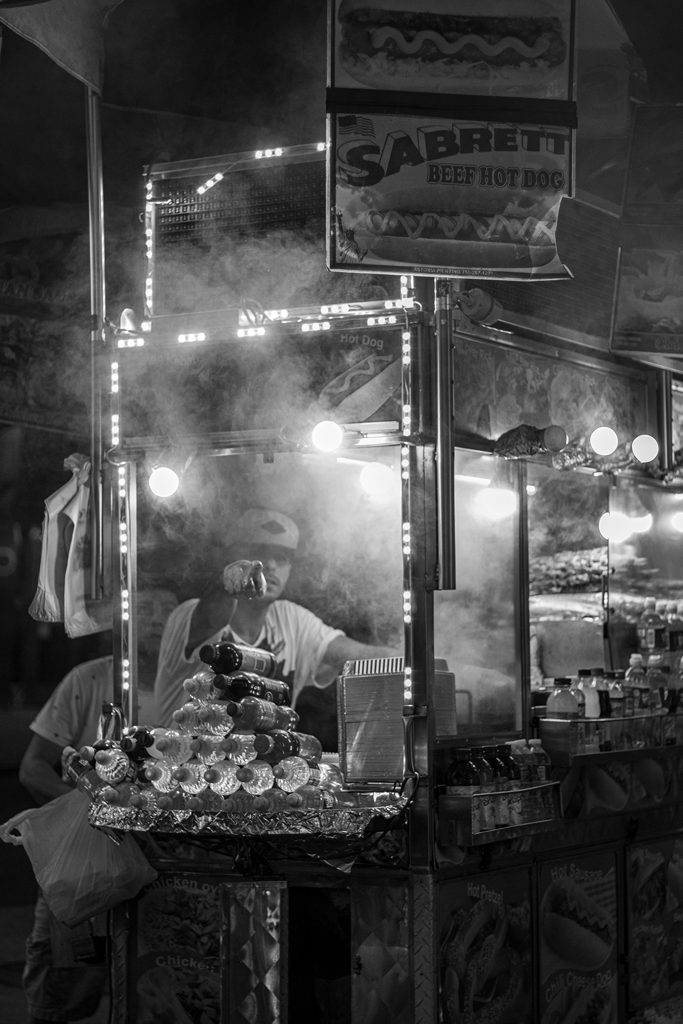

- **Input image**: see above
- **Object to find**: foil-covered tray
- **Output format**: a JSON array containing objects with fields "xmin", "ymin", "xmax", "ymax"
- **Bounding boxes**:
[{"xmin": 88, "ymin": 798, "xmax": 407, "ymax": 839}]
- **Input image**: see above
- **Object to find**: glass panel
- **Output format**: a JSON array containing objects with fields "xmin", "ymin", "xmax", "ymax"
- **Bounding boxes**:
[
  {"xmin": 608, "ymin": 479, "xmax": 683, "ymax": 670},
  {"xmin": 135, "ymin": 447, "xmax": 404, "ymax": 749},
  {"xmin": 434, "ymin": 449, "xmax": 522, "ymax": 736},
  {"xmin": 527, "ymin": 464, "xmax": 608, "ymax": 685}
]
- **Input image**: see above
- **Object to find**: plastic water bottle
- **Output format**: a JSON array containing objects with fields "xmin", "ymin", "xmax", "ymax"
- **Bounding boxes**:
[
  {"xmin": 203, "ymin": 760, "xmax": 240, "ymax": 796},
  {"xmin": 272, "ymin": 755, "xmax": 321, "ymax": 792},
  {"xmin": 153, "ymin": 730, "xmax": 193, "ymax": 764},
  {"xmin": 608, "ymin": 671, "xmax": 626, "ymax": 718},
  {"xmin": 144, "ymin": 760, "xmax": 179, "ymax": 792},
  {"xmin": 252, "ymin": 788, "xmax": 290, "ymax": 812},
  {"xmin": 94, "ymin": 747, "xmax": 136, "ymax": 784},
  {"xmin": 182, "ymin": 670, "xmax": 222, "ymax": 701},
  {"xmin": 645, "ymin": 654, "xmax": 666, "ymax": 715},
  {"xmin": 253, "ymin": 729, "xmax": 323, "ymax": 764},
  {"xmin": 286, "ymin": 785, "xmax": 337, "ymax": 809},
  {"xmin": 171, "ymin": 763, "xmax": 209, "ymax": 794},
  {"xmin": 219, "ymin": 731, "xmax": 258, "ymax": 765},
  {"xmin": 172, "ymin": 701, "xmax": 204, "ymax": 733},
  {"xmin": 197, "ymin": 702, "xmax": 235, "ymax": 736},
  {"xmin": 190, "ymin": 735, "xmax": 227, "ymax": 764},
  {"xmin": 236, "ymin": 759, "xmax": 275, "ymax": 795}
]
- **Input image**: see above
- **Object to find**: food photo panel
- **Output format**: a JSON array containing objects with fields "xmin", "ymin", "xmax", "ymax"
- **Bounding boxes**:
[
  {"xmin": 328, "ymin": 109, "xmax": 573, "ymax": 279},
  {"xmin": 328, "ymin": 0, "xmax": 576, "ymax": 101}
]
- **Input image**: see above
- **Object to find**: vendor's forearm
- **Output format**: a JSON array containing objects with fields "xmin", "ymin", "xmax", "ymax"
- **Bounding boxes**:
[{"xmin": 18, "ymin": 759, "xmax": 71, "ymax": 805}]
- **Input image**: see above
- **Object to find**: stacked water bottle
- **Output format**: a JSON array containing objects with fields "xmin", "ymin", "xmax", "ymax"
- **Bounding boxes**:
[
  {"xmin": 64, "ymin": 640, "xmax": 399, "ymax": 816},
  {"xmin": 444, "ymin": 739, "xmax": 555, "ymax": 836}
]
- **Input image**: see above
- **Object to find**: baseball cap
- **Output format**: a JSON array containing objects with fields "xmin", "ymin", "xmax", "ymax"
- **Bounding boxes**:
[{"xmin": 232, "ymin": 508, "xmax": 299, "ymax": 552}]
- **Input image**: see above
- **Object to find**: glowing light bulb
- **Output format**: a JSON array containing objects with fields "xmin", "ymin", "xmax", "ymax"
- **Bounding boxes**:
[
  {"xmin": 630, "ymin": 513, "xmax": 653, "ymax": 534},
  {"xmin": 598, "ymin": 511, "xmax": 632, "ymax": 542},
  {"xmin": 311, "ymin": 420, "xmax": 344, "ymax": 452},
  {"xmin": 590, "ymin": 426, "xmax": 618, "ymax": 456},
  {"xmin": 149, "ymin": 466, "xmax": 180, "ymax": 497},
  {"xmin": 672, "ymin": 512, "xmax": 683, "ymax": 534},
  {"xmin": 475, "ymin": 486, "xmax": 517, "ymax": 521},
  {"xmin": 631, "ymin": 433, "xmax": 659, "ymax": 463},
  {"xmin": 359, "ymin": 462, "xmax": 396, "ymax": 498}
]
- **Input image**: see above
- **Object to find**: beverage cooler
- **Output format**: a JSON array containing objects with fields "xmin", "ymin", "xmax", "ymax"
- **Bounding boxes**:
[{"xmin": 79, "ymin": 145, "xmax": 683, "ymax": 1024}]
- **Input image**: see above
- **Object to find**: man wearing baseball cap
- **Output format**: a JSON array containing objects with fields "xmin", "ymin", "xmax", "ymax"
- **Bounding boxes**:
[{"xmin": 154, "ymin": 507, "xmax": 393, "ymax": 732}]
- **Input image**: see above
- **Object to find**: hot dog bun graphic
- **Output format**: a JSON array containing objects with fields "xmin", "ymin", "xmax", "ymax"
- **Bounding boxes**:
[
  {"xmin": 541, "ymin": 879, "xmax": 615, "ymax": 970},
  {"xmin": 341, "ymin": 182, "xmax": 559, "ymax": 271},
  {"xmin": 545, "ymin": 982, "xmax": 612, "ymax": 1024},
  {"xmin": 336, "ymin": 0, "xmax": 569, "ymax": 96}
]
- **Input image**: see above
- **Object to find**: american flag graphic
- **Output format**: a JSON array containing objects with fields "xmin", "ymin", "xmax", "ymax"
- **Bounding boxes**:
[{"xmin": 338, "ymin": 114, "xmax": 375, "ymax": 137}]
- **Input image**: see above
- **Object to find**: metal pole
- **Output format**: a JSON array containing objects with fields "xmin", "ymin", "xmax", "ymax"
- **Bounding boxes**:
[
  {"xmin": 85, "ymin": 87, "xmax": 106, "ymax": 599},
  {"xmin": 434, "ymin": 279, "xmax": 456, "ymax": 589}
]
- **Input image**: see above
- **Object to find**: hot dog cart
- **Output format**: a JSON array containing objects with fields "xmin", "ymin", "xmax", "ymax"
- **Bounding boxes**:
[{"xmin": 78, "ymin": 130, "xmax": 683, "ymax": 1024}]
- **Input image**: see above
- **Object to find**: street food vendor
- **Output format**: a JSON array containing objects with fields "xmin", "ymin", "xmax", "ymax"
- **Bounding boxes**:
[{"xmin": 153, "ymin": 507, "xmax": 395, "ymax": 736}]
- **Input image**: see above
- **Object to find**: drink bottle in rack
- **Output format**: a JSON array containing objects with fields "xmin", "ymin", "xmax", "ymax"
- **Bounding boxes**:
[
  {"xmin": 646, "ymin": 655, "xmax": 666, "ymax": 715},
  {"xmin": 225, "ymin": 696, "xmax": 299, "ymax": 732},
  {"xmin": 528, "ymin": 738, "xmax": 551, "ymax": 782},
  {"xmin": 609, "ymin": 671, "xmax": 626, "ymax": 718},
  {"xmin": 577, "ymin": 668, "xmax": 601, "ymax": 719},
  {"xmin": 568, "ymin": 677, "xmax": 586, "ymax": 717},
  {"xmin": 624, "ymin": 653, "xmax": 647, "ymax": 716},
  {"xmin": 253, "ymin": 729, "xmax": 323, "ymax": 764},
  {"xmin": 638, "ymin": 597, "xmax": 666, "ymax": 655},
  {"xmin": 482, "ymin": 745, "xmax": 510, "ymax": 828},
  {"xmin": 213, "ymin": 671, "xmax": 291, "ymax": 706},
  {"xmin": 546, "ymin": 677, "xmax": 579, "ymax": 718},
  {"xmin": 236, "ymin": 759, "xmax": 275, "ymax": 795},
  {"xmin": 203, "ymin": 760, "xmax": 240, "ymax": 796},
  {"xmin": 219, "ymin": 730, "xmax": 258, "ymax": 765},
  {"xmin": 199, "ymin": 641, "xmax": 278, "ymax": 678}
]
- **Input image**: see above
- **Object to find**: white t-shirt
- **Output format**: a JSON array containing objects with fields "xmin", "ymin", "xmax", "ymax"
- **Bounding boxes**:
[
  {"xmin": 30, "ymin": 656, "xmax": 114, "ymax": 751},
  {"xmin": 154, "ymin": 598, "xmax": 344, "ymax": 728},
  {"xmin": 30, "ymin": 656, "xmax": 161, "ymax": 747}
]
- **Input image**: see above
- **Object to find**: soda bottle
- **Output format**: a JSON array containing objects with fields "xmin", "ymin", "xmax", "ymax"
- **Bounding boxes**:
[
  {"xmin": 203, "ymin": 760, "xmax": 240, "ymax": 796},
  {"xmin": 482, "ymin": 745, "xmax": 510, "ymax": 828},
  {"xmin": 638, "ymin": 598, "xmax": 666, "ymax": 655},
  {"xmin": 62, "ymin": 751, "xmax": 113, "ymax": 799},
  {"xmin": 213, "ymin": 672, "xmax": 291, "ymax": 706},
  {"xmin": 120, "ymin": 727, "xmax": 155, "ymax": 760},
  {"xmin": 508, "ymin": 739, "xmax": 534, "ymax": 786},
  {"xmin": 608, "ymin": 671, "xmax": 626, "ymax": 718},
  {"xmin": 253, "ymin": 729, "xmax": 323, "ymax": 764},
  {"xmin": 546, "ymin": 677, "xmax": 579, "ymax": 718},
  {"xmin": 236, "ymin": 759, "xmax": 275, "ymax": 795},
  {"xmin": 199, "ymin": 641, "xmax": 279, "ymax": 678},
  {"xmin": 225, "ymin": 696, "xmax": 299, "ymax": 732},
  {"xmin": 470, "ymin": 746, "xmax": 496, "ymax": 832},
  {"xmin": 590, "ymin": 667, "xmax": 612, "ymax": 718},
  {"xmin": 666, "ymin": 603, "xmax": 683, "ymax": 664},
  {"xmin": 568, "ymin": 676, "xmax": 586, "ymax": 717}
]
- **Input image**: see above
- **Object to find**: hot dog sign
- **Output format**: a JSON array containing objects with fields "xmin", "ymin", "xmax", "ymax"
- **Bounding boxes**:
[{"xmin": 329, "ymin": 111, "xmax": 572, "ymax": 279}]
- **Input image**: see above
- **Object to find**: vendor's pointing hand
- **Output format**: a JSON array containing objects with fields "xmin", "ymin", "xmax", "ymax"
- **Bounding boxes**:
[{"xmin": 222, "ymin": 560, "xmax": 267, "ymax": 598}]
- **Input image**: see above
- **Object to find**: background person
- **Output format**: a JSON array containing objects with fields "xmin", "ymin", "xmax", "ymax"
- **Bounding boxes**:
[{"xmin": 18, "ymin": 586, "xmax": 178, "ymax": 1024}]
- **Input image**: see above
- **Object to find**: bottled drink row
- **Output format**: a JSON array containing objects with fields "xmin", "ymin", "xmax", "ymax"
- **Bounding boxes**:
[
  {"xmin": 635, "ymin": 597, "xmax": 683, "ymax": 665},
  {"xmin": 445, "ymin": 740, "xmax": 555, "ymax": 834},
  {"xmin": 541, "ymin": 655, "xmax": 683, "ymax": 752},
  {"xmin": 65, "ymin": 641, "xmax": 399, "ymax": 815}
]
